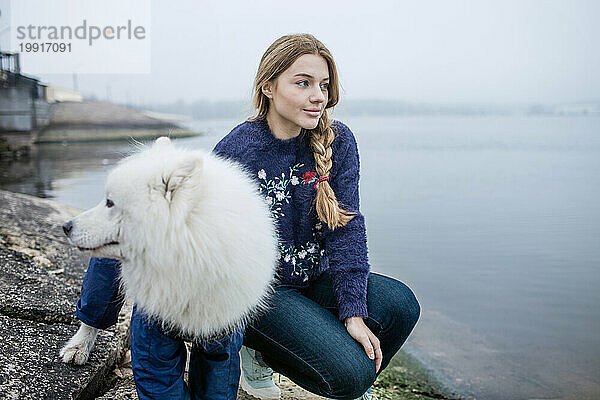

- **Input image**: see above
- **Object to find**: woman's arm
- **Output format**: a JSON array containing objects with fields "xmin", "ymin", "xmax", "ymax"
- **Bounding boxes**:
[
  {"xmin": 323, "ymin": 121, "xmax": 370, "ymax": 321},
  {"xmin": 323, "ymin": 122, "xmax": 382, "ymax": 371}
]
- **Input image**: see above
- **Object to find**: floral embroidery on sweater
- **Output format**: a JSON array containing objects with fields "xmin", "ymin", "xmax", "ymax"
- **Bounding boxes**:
[
  {"xmin": 257, "ymin": 164, "xmax": 324, "ymax": 281},
  {"xmin": 258, "ymin": 163, "xmax": 305, "ymax": 218},
  {"xmin": 278, "ymin": 222, "xmax": 325, "ymax": 280}
]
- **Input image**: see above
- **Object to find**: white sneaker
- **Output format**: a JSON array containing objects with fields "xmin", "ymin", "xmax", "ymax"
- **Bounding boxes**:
[
  {"xmin": 239, "ymin": 346, "xmax": 281, "ymax": 400},
  {"xmin": 354, "ymin": 387, "xmax": 378, "ymax": 400}
]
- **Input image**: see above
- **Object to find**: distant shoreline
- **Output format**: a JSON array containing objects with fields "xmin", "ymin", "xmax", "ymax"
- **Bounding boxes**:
[{"xmin": 128, "ymin": 98, "xmax": 600, "ymax": 121}]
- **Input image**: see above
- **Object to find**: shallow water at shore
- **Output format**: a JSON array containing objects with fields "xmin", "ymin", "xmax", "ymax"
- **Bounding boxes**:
[{"xmin": 2, "ymin": 115, "xmax": 599, "ymax": 399}]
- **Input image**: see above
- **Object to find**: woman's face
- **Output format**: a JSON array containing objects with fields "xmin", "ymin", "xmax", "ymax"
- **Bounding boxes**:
[{"xmin": 263, "ymin": 54, "xmax": 329, "ymax": 136}]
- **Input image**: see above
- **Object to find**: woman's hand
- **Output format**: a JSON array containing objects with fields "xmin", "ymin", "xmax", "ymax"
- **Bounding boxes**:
[{"xmin": 344, "ymin": 316, "xmax": 382, "ymax": 373}]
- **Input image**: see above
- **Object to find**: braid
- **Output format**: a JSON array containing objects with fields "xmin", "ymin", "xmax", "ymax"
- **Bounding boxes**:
[{"xmin": 309, "ymin": 110, "xmax": 355, "ymax": 230}]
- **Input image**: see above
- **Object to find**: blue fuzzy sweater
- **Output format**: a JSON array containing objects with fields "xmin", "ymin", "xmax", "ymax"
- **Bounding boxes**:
[{"xmin": 212, "ymin": 118, "xmax": 370, "ymax": 320}]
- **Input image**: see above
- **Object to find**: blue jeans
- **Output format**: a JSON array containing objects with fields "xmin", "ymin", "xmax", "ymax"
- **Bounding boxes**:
[
  {"xmin": 76, "ymin": 258, "xmax": 420, "ymax": 400},
  {"xmin": 243, "ymin": 271, "xmax": 420, "ymax": 399},
  {"xmin": 75, "ymin": 258, "xmax": 242, "ymax": 400},
  {"xmin": 130, "ymin": 306, "xmax": 243, "ymax": 400}
]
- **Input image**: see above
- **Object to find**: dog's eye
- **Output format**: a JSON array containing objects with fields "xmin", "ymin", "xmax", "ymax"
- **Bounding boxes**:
[{"xmin": 106, "ymin": 199, "xmax": 115, "ymax": 208}]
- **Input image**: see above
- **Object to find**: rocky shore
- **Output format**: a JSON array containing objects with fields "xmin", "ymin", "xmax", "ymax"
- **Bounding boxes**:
[
  {"xmin": 1, "ymin": 101, "xmax": 199, "ymax": 160},
  {"xmin": 0, "ymin": 189, "xmax": 131, "ymax": 399},
  {"xmin": 0, "ymin": 189, "xmax": 457, "ymax": 399},
  {"xmin": 35, "ymin": 101, "xmax": 198, "ymax": 143}
]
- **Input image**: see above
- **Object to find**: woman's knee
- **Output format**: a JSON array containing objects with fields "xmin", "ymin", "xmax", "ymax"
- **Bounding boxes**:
[
  {"xmin": 395, "ymin": 280, "xmax": 421, "ymax": 330},
  {"xmin": 367, "ymin": 274, "xmax": 420, "ymax": 335}
]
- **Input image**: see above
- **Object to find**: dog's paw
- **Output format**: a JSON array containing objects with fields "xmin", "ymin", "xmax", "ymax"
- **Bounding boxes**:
[
  {"xmin": 59, "ymin": 343, "xmax": 91, "ymax": 365},
  {"xmin": 59, "ymin": 323, "xmax": 98, "ymax": 365}
]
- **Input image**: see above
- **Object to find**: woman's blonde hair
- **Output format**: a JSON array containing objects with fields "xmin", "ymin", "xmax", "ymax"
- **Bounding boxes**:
[{"xmin": 250, "ymin": 33, "xmax": 355, "ymax": 230}]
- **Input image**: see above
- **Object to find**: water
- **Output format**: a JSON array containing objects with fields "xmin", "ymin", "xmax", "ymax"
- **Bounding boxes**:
[
  {"xmin": 2, "ymin": 115, "xmax": 599, "ymax": 399},
  {"xmin": 351, "ymin": 116, "xmax": 600, "ymax": 399}
]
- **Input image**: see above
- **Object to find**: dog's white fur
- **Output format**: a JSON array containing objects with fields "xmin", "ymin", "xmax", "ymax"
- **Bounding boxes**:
[{"xmin": 61, "ymin": 137, "xmax": 278, "ymax": 364}]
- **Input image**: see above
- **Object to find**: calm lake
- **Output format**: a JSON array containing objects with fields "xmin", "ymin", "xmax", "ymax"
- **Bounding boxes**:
[{"xmin": 2, "ymin": 115, "xmax": 599, "ymax": 399}]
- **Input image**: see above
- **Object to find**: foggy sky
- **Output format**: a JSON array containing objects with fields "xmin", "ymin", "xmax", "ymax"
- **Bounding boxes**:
[{"xmin": 2, "ymin": 0, "xmax": 599, "ymax": 105}]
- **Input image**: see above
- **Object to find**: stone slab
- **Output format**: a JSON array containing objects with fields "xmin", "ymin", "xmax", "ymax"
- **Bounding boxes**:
[
  {"xmin": 0, "ymin": 189, "xmax": 90, "ymax": 284},
  {"xmin": 0, "ymin": 190, "xmax": 133, "ymax": 399},
  {"xmin": 0, "ymin": 246, "xmax": 78, "ymax": 324},
  {"xmin": 0, "ymin": 315, "xmax": 120, "ymax": 400}
]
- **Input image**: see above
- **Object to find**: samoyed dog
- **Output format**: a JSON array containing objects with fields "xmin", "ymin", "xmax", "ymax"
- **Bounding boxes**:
[{"xmin": 60, "ymin": 136, "xmax": 278, "ymax": 364}]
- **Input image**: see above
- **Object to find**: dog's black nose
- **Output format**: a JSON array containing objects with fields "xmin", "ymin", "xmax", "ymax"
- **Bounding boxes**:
[{"xmin": 63, "ymin": 221, "xmax": 73, "ymax": 236}]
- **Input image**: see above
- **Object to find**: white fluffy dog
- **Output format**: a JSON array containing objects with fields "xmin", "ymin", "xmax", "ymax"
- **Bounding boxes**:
[{"xmin": 60, "ymin": 137, "xmax": 278, "ymax": 364}]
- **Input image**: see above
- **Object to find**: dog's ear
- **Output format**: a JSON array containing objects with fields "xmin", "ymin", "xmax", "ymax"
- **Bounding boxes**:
[{"xmin": 152, "ymin": 156, "xmax": 203, "ymax": 202}]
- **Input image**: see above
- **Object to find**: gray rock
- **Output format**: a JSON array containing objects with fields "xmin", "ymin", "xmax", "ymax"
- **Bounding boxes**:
[
  {"xmin": 0, "ymin": 246, "xmax": 78, "ymax": 324},
  {"xmin": 0, "ymin": 189, "xmax": 90, "ymax": 284},
  {"xmin": 0, "ymin": 315, "xmax": 120, "ymax": 400},
  {"xmin": 0, "ymin": 190, "xmax": 132, "ymax": 399},
  {"xmin": 96, "ymin": 376, "xmax": 137, "ymax": 400}
]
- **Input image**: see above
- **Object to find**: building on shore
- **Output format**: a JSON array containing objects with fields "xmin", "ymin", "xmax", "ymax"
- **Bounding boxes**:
[{"xmin": 0, "ymin": 50, "xmax": 54, "ymax": 132}]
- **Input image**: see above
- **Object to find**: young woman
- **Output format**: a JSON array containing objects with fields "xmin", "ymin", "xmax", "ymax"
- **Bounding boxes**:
[
  {"xmin": 214, "ymin": 34, "xmax": 420, "ymax": 400},
  {"xmin": 64, "ymin": 33, "xmax": 419, "ymax": 400}
]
